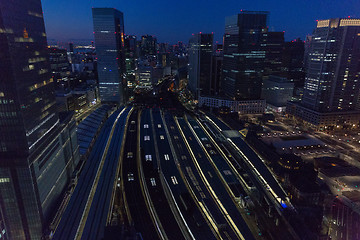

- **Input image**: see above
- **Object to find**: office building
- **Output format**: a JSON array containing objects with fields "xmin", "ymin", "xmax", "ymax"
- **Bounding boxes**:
[
  {"xmin": 222, "ymin": 11, "xmax": 268, "ymax": 100},
  {"xmin": 210, "ymin": 54, "xmax": 223, "ymax": 96},
  {"xmin": 262, "ymin": 32, "xmax": 284, "ymax": 77},
  {"xmin": 136, "ymin": 66, "xmax": 153, "ymax": 87},
  {"xmin": 281, "ymin": 39, "xmax": 305, "ymax": 93},
  {"xmin": 124, "ymin": 35, "xmax": 137, "ymax": 72},
  {"xmin": 49, "ymin": 47, "xmax": 71, "ymax": 82},
  {"xmin": 198, "ymin": 96, "xmax": 266, "ymax": 114},
  {"xmin": 140, "ymin": 35, "xmax": 157, "ymax": 56},
  {"xmin": 262, "ymin": 76, "xmax": 294, "ymax": 112},
  {"xmin": 0, "ymin": 1, "xmax": 79, "ymax": 239},
  {"xmin": 188, "ymin": 33, "xmax": 213, "ymax": 99},
  {"xmin": 302, "ymin": 18, "xmax": 360, "ymax": 112},
  {"xmin": 124, "ymin": 35, "xmax": 137, "ymax": 96},
  {"xmin": 68, "ymin": 43, "xmax": 74, "ymax": 54},
  {"xmin": 157, "ymin": 53, "xmax": 170, "ymax": 67},
  {"xmin": 287, "ymin": 18, "xmax": 360, "ymax": 128},
  {"xmin": 92, "ymin": 8, "xmax": 127, "ymax": 104}
]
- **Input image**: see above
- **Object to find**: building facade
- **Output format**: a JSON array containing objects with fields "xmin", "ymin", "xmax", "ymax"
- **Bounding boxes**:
[
  {"xmin": 281, "ymin": 39, "xmax": 305, "ymax": 95},
  {"xmin": 302, "ymin": 18, "xmax": 360, "ymax": 112},
  {"xmin": 188, "ymin": 33, "xmax": 213, "ymax": 99},
  {"xmin": 287, "ymin": 18, "xmax": 360, "ymax": 128},
  {"xmin": 262, "ymin": 32, "xmax": 284, "ymax": 78},
  {"xmin": 92, "ymin": 8, "xmax": 127, "ymax": 104},
  {"xmin": 198, "ymin": 96, "xmax": 266, "ymax": 114},
  {"xmin": 140, "ymin": 35, "xmax": 157, "ymax": 56},
  {"xmin": 49, "ymin": 47, "xmax": 71, "ymax": 83},
  {"xmin": 210, "ymin": 55, "xmax": 223, "ymax": 96},
  {"xmin": 286, "ymin": 101, "xmax": 360, "ymax": 128},
  {"xmin": 222, "ymin": 11, "xmax": 268, "ymax": 100},
  {"xmin": 136, "ymin": 66, "xmax": 153, "ymax": 87},
  {"xmin": 0, "ymin": 1, "xmax": 80, "ymax": 239},
  {"xmin": 262, "ymin": 75, "xmax": 294, "ymax": 109}
]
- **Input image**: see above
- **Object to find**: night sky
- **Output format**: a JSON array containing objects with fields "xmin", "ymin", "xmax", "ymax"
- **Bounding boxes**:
[{"xmin": 42, "ymin": 0, "xmax": 360, "ymax": 44}]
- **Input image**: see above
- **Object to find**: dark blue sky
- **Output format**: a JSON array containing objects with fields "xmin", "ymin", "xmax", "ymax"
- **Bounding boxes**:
[{"xmin": 42, "ymin": 0, "xmax": 359, "ymax": 44}]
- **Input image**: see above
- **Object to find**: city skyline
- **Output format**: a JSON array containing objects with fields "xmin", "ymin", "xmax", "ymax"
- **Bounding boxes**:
[
  {"xmin": 2, "ymin": 1, "xmax": 360, "ymax": 239},
  {"xmin": 42, "ymin": 0, "xmax": 360, "ymax": 44}
]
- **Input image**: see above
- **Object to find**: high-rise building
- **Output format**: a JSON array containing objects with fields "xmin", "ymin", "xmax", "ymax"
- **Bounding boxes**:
[
  {"xmin": 49, "ymin": 47, "xmax": 71, "ymax": 82},
  {"xmin": 302, "ymin": 18, "xmax": 360, "ymax": 112},
  {"xmin": 222, "ymin": 11, "xmax": 268, "ymax": 100},
  {"xmin": 68, "ymin": 42, "xmax": 74, "ymax": 54},
  {"xmin": 188, "ymin": 33, "xmax": 213, "ymax": 99},
  {"xmin": 124, "ymin": 35, "xmax": 137, "ymax": 96},
  {"xmin": 287, "ymin": 18, "xmax": 360, "ymax": 128},
  {"xmin": 0, "ymin": 1, "xmax": 79, "ymax": 239},
  {"xmin": 140, "ymin": 35, "xmax": 157, "ymax": 56},
  {"xmin": 92, "ymin": 8, "xmax": 127, "ymax": 104},
  {"xmin": 262, "ymin": 31, "xmax": 284, "ymax": 77},
  {"xmin": 281, "ymin": 38, "xmax": 305, "ymax": 92},
  {"xmin": 211, "ymin": 44, "xmax": 223, "ymax": 96},
  {"xmin": 136, "ymin": 66, "xmax": 153, "ymax": 87}
]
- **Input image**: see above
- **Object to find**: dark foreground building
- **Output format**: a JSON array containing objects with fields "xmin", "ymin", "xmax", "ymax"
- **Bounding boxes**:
[{"xmin": 0, "ymin": 1, "xmax": 79, "ymax": 239}]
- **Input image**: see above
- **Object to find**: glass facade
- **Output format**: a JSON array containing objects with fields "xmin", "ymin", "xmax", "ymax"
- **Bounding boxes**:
[
  {"xmin": 140, "ymin": 35, "xmax": 157, "ymax": 56},
  {"xmin": 0, "ymin": 207, "xmax": 7, "ymax": 240},
  {"xmin": 92, "ymin": 8, "xmax": 127, "ymax": 104},
  {"xmin": 302, "ymin": 18, "xmax": 360, "ymax": 112},
  {"xmin": 261, "ymin": 76, "xmax": 294, "ymax": 107},
  {"xmin": 0, "ymin": 0, "xmax": 58, "ymax": 156},
  {"xmin": 188, "ymin": 33, "xmax": 213, "ymax": 99},
  {"xmin": 0, "ymin": 1, "xmax": 80, "ymax": 239},
  {"xmin": 222, "ymin": 11, "xmax": 268, "ymax": 100}
]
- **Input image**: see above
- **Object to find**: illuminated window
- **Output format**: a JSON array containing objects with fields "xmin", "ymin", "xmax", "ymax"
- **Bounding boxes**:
[{"xmin": 0, "ymin": 178, "xmax": 10, "ymax": 183}]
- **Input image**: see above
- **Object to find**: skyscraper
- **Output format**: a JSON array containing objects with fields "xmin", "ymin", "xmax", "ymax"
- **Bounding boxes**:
[
  {"xmin": 140, "ymin": 35, "xmax": 157, "ymax": 57},
  {"xmin": 92, "ymin": 8, "xmax": 127, "ymax": 104},
  {"xmin": 49, "ymin": 47, "xmax": 71, "ymax": 83},
  {"xmin": 222, "ymin": 11, "xmax": 268, "ymax": 100},
  {"xmin": 188, "ymin": 33, "xmax": 213, "ymax": 99},
  {"xmin": 262, "ymin": 31, "xmax": 284, "ymax": 77},
  {"xmin": 210, "ymin": 44, "xmax": 223, "ymax": 96},
  {"xmin": 124, "ymin": 35, "xmax": 137, "ymax": 96},
  {"xmin": 287, "ymin": 18, "xmax": 360, "ymax": 128},
  {"xmin": 281, "ymin": 38, "xmax": 305, "ymax": 93},
  {"xmin": 302, "ymin": 18, "xmax": 360, "ymax": 112},
  {"xmin": 0, "ymin": 1, "xmax": 79, "ymax": 239}
]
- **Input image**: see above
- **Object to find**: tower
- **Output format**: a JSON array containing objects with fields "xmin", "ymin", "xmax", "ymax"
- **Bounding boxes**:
[
  {"xmin": 92, "ymin": 8, "xmax": 127, "ymax": 104},
  {"xmin": 222, "ymin": 11, "xmax": 268, "ymax": 100},
  {"xmin": 188, "ymin": 33, "xmax": 213, "ymax": 99}
]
